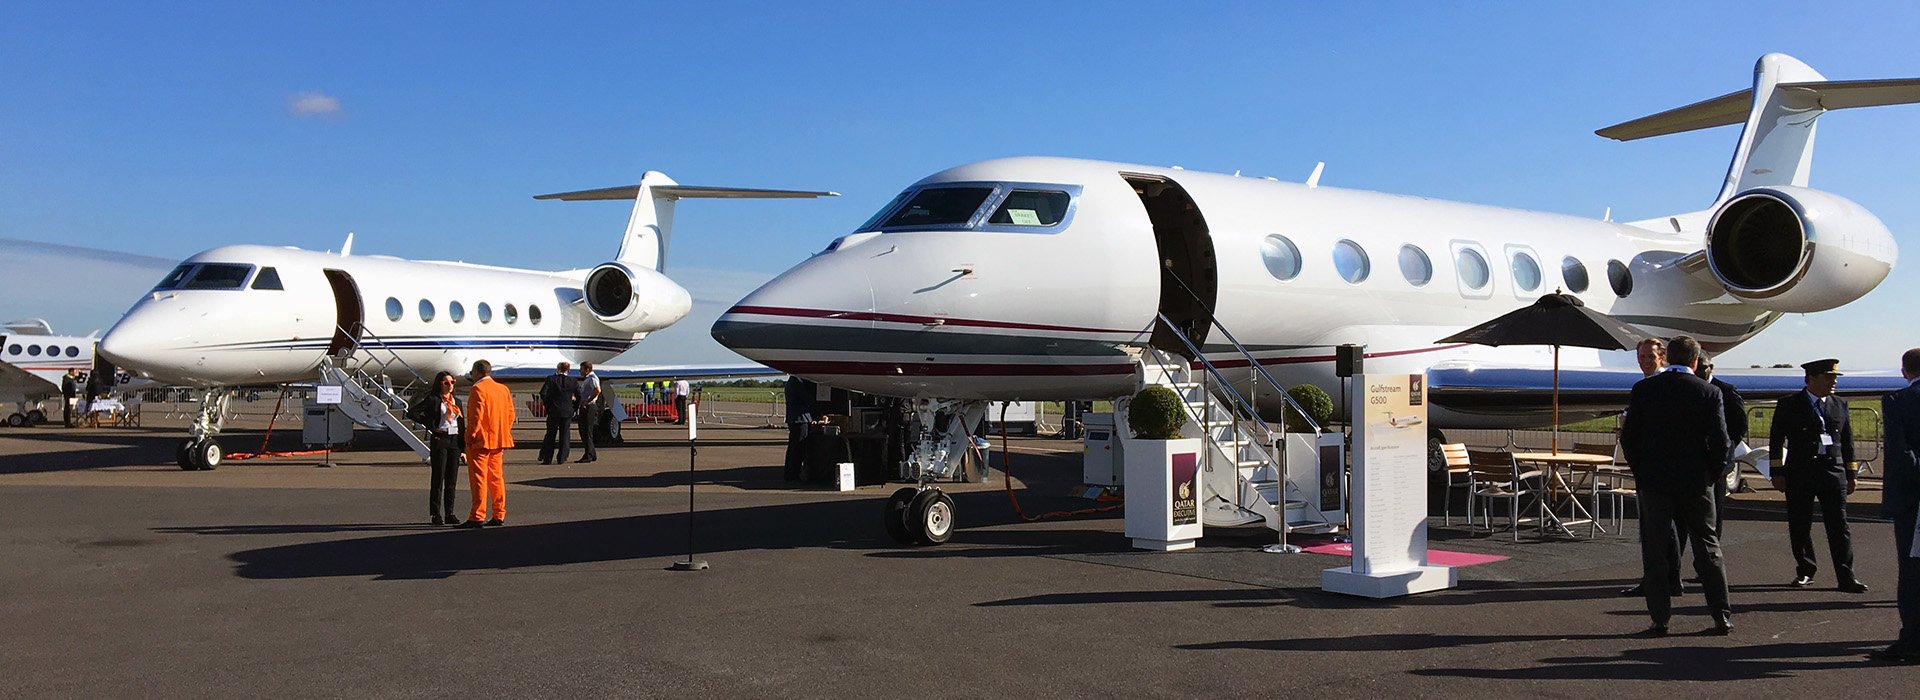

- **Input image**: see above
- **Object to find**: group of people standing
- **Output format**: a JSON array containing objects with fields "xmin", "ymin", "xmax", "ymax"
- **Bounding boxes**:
[
  {"xmin": 414, "ymin": 360, "xmax": 516, "ymax": 528},
  {"xmin": 536, "ymin": 361, "xmax": 604, "ymax": 466},
  {"xmin": 1621, "ymin": 336, "xmax": 1920, "ymax": 662}
]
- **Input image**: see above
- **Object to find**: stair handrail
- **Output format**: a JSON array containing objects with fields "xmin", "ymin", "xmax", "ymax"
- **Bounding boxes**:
[
  {"xmin": 333, "ymin": 324, "xmax": 431, "ymax": 401},
  {"xmin": 1143, "ymin": 321, "xmax": 1288, "ymax": 474},
  {"xmin": 1160, "ymin": 275, "xmax": 1324, "ymax": 435},
  {"xmin": 1136, "ymin": 347, "xmax": 1297, "ymax": 526}
]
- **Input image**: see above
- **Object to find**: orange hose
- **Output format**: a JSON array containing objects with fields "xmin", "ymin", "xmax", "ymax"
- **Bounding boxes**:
[
  {"xmin": 225, "ymin": 388, "xmax": 328, "ymax": 460},
  {"xmin": 995, "ymin": 410, "xmax": 1120, "ymax": 521}
]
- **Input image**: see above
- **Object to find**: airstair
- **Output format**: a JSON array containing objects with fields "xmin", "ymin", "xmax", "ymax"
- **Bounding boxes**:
[
  {"xmin": 315, "ymin": 327, "xmax": 430, "ymax": 460},
  {"xmin": 1124, "ymin": 313, "xmax": 1343, "ymax": 543}
]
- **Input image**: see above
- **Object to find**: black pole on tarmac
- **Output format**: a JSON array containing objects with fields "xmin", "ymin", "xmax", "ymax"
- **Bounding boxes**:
[{"xmin": 669, "ymin": 400, "xmax": 707, "ymax": 571}]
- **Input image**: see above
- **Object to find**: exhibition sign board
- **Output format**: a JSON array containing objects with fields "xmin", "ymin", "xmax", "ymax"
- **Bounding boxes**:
[{"xmin": 1322, "ymin": 373, "xmax": 1456, "ymax": 598}]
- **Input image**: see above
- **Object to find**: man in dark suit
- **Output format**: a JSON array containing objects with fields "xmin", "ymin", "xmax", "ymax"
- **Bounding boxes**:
[
  {"xmin": 538, "ymin": 361, "xmax": 579, "ymax": 465},
  {"xmin": 1872, "ymin": 349, "xmax": 1920, "ymax": 663},
  {"xmin": 60, "ymin": 368, "xmax": 79, "ymax": 427},
  {"xmin": 1769, "ymin": 358, "xmax": 1868, "ymax": 593},
  {"xmin": 1699, "ymin": 356, "xmax": 1749, "ymax": 537},
  {"xmin": 1621, "ymin": 335, "xmax": 1732, "ymax": 636}
]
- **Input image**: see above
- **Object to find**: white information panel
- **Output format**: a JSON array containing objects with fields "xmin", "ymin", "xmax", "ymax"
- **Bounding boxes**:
[
  {"xmin": 1322, "ymin": 373, "xmax": 1456, "ymax": 598},
  {"xmin": 315, "ymin": 385, "xmax": 343, "ymax": 405}
]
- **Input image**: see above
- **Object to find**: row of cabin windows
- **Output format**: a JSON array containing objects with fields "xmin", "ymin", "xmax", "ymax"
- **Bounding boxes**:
[
  {"xmin": 384, "ymin": 298, "xmax": 543, "ymax": 326},
  {"xmin": 1259, "ymin": 235, "xmax": 1635, "ymax": 297},
  {"xmin": 6, "ymin": 344, "xmax": 83, "ymax": 358}
]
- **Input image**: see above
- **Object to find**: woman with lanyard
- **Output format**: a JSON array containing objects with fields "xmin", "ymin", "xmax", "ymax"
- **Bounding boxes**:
[{"xmin": 422, "ymin": 371, "xmax": 466, "ymax": 525}]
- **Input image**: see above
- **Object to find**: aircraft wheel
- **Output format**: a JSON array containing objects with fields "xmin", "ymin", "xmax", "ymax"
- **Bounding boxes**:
[
  {"xmin": 909, "ymin": 489, "xmax": 955, "ymax": 545},
  {"xmin": 5, "ymin": 413, "xmax": 25, "ymax": 428},
  {"xmin": 27, "ymin": 409, "xmax": 47, "ymax": 425},
  {"xmin": 176, "ymin": 440, "xmax": 198, "ymax": 470},
  {"xmin": 196, "ymin": 439, "xmax": 223, "ymax": 470},
  {"xmin": 883, "ymin": 487, "xmax": 918, "ymax": 544},
  {"xmin": 1426, "ymin": 432, "xmax": 1449, "ymax": 483}
]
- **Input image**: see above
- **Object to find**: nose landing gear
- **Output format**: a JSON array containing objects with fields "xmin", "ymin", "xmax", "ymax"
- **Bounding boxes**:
[
  {"xmin": 880, "ymin": 398, "xmax": 982, "ymax": 545},
  {"xmin": 176, "ymin": 388, "xmax": 232, "ymax": 471}
]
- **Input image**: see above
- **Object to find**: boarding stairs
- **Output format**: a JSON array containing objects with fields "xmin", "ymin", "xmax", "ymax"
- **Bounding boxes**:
[
  {"xmin": 316, "ymin": 327, "xmax": 430, "ymax": 460},
  {"xmin": 1133, "ymin": 314, "xmax": 1340, "ymax": 540}
]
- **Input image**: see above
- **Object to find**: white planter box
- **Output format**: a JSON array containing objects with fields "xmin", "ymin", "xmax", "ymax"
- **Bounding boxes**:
[{"xmin": 1123, "ymin": 437, "xmax": 1204, "ymax": 551}]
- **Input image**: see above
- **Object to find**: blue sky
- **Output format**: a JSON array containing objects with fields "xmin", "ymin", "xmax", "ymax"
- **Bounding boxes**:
[{"xmin": 3, "ymin": 2, "xmax": 1918, "ymax": 368}]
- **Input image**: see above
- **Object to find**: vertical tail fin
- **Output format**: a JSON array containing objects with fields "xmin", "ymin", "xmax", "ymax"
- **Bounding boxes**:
[
  {"xmin": 535, "ymin": 174, "xmax": 837, "ymax": 272},
  {"xmin": 1596, "ymin": 53, "xmax": 1920, "ymax": 206}
]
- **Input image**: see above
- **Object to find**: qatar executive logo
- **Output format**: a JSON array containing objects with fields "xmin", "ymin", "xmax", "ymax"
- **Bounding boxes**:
[{"xmin": 1171, "ymin": 452, "xmax": 1198, "ymax": 526}]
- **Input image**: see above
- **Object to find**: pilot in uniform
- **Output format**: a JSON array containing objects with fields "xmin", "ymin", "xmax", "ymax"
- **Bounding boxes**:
[
  {"xmin": 1769, "ymin": 358, "xmax": 1868, "ymax": 592},
  {"xmin": 461, "ymin": 360, "xmax": 517, "ymax": 528}
]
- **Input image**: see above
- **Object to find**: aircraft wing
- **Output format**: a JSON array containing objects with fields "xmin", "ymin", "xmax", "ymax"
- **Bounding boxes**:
[
  {"xmin": 490, "ymin": 363, "xmax": 782, "ymax": 383},
  {"xmin": 0, "ymin": 359, "xmax": 60, "ymax": 400},
  {"xmin": 1427, "ymin": 363, "xmax": 1910, "ymax": 414}
]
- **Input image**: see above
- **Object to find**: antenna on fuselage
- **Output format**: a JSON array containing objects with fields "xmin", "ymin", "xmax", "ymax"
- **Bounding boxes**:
[{"xmin": 1306, "ymin": 162, "xmax": 1326, "ymax": 188}]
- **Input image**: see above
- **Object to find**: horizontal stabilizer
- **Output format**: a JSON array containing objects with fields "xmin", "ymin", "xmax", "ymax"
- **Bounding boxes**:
[
  {"xmin": 1596, "ymin": 77, "xmax": 1920, "ymax": 142},
  {"xmin": 534, "ymin": 185, "xmax": 838, "ymax": 201}
]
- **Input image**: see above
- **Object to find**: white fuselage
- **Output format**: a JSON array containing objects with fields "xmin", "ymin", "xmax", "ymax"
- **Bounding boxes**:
[
  {"xmin": 713, "ymin": 157, "xmax": 1860, "ymax": 426},
  {"xmin": 99, "ymin": 245, "xmax": 650, "ymax": 388}
]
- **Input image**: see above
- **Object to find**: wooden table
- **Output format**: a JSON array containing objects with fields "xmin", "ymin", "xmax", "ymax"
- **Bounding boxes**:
[{"xmin": 1512, "ymin": 452, "xmax": 1614, "ymax": 536}]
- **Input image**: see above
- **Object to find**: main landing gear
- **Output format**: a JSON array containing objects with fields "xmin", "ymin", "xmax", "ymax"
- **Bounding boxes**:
[
  {"xmin": 176, "ymin": 388, "xmax": 232, "ymax": 471},
  {"xmin": 880, "ymin": 398, "xmax": 981, "ymax": 545}
]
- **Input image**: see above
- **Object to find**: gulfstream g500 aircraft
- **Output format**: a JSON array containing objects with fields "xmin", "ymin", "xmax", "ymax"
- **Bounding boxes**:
[
  {"xmin": 713, "ymin": 54, "xmax": 1920, "ymax": 542},
  {"xmin": 101, "ymin": 172, "xmax": 830, "ymax": 468}
]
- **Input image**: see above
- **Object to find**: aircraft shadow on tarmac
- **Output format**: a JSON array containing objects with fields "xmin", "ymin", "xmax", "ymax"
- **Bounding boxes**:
[
  {"xmin": 178, "ymin": 487, "xmax": 1126, "ymax": 580},
  {"xmin": 1183, "ymin": 635, "xmax": 1882, "ymax": 681},
  {"xmin": 0, "ymin": 430, "xmax": 183, "ymax": 474}
]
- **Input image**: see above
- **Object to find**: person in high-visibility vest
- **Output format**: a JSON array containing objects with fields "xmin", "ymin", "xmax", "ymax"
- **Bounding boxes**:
[{"xmin": 460, "ymin": 359, "xmax": 516, "ymax": 527}]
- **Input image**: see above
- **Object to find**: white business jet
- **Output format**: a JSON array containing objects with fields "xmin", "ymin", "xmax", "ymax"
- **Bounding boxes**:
[
  {"xmin": 714, "ymin": 54, "xmax": 1919, "ymax": 542},
  {"xmin": 0, "ymin": 319, "xmax": 107, "ymax": 426},
  {"xmin": 100, "ymin": 172, "xmax": 831, "ymax": 469}
]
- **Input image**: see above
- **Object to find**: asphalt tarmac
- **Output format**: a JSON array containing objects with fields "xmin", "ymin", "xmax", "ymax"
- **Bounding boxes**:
[{"xmin": 3, "ymin": 414, "xmax": 1915, "ymax": 698}]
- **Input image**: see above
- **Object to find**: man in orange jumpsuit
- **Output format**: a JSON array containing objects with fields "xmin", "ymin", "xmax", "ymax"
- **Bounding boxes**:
[{"xmin": 459, "ymin": 359, "xmax": 516, "ymax": 527}]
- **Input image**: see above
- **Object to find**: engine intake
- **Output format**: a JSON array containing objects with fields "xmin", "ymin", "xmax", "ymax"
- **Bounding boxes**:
[
  {"xmin": 583, "ymin": 262, "xmax": 692, "ymax": 333},
  {"xmin": 1704, "ymin": 186, "xmax": 1896, "ymax": 313}
]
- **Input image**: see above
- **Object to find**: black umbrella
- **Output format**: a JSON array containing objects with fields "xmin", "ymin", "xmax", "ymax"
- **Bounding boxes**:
[{"xmin": 1436, "ymin": 292, "xmax": 1654, "ymax": 451}]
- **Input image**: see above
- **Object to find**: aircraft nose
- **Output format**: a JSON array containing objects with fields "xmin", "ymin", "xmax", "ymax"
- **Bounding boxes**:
[
  {"xmin": 98, "ymin": 305, "xmax": 189, "ymax": 380},
  {"xmin": 711, "ymin": 256, "xmax": 875, "ymax": 373}
]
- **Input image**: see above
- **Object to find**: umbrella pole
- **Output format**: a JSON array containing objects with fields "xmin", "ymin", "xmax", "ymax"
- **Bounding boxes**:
[{"xmin": 1552, "ymin": 345, "xmax": 1560, "ymax": 453}]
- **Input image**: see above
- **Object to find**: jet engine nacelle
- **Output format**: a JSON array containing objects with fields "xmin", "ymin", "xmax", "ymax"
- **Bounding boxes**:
[
  {"xmin": 1704, "ymin": 185, "xmax": 1897, "ymax": 313},
  {"xmin": 582, "ymin": 262, "xmax": 692, "ymax": 333}
]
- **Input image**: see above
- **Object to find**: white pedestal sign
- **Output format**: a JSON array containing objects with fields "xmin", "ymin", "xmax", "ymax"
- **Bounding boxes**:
[{"xmin": 1322, "ymin": 373, "xmax": 1456, "ymax": 598}]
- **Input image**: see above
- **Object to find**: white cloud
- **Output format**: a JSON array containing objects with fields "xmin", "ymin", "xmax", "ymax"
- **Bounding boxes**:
[{"xmin": 287, "ymin": 91, "xmax": 343, "ymax": 119}]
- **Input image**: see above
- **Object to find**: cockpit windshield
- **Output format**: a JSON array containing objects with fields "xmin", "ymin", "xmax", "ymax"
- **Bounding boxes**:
[
  {"xmin": 181, "ymin": 264, "xmax": 255, "ymax": 290},
  {"xmin": 856, "ymin": 182, "xmax": 1080, "ymax": 235},
  {"xmin": 877, "ymin": 187, "xmax": 994, "ymax": 229},
  {"xmin": 153, "ymin": 264, "xmax": 195, "ymax": 290}
]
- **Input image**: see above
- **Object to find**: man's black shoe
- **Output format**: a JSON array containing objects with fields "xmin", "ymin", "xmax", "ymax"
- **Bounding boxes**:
[
  {"xmin": 1635, "ymin": 624, "xmax": 1669, "ymax": 637},
  {"xmin": 455, "ymin": 520, "xmax": 485, "ymax": 529},
  {"xmin": 1709, "ymin": 616, "xmax": 1733, "ymax": 636},
  {"xmin": 484, "ymin": 518, "xmax": 504, "ymax": 527},
  {"xmin": 575, "ymin": 457, "xmax": 593, "ymax": 463},
  {"xmin": 539, "ymin": 459, "xmax": 551, "ymax": 465},
  {"xmin": 1840, "ymin": 580, "xmax": 1871, "ymax": 594},
  {"xmin": 431, "ymin": 515, "xmax": 444, "ymax": 526},
  {"xmin": 1620, "ymin": 584, "xmax": 1643, "ymax": 596},
  {"xmin": 1791, "ymin": 575, "xmax": 1816, "ymax": 587}
]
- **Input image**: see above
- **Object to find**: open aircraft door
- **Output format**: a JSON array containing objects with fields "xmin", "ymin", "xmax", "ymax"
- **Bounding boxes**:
[
  {"xmin": 1124, "ymin": 173, "xmax": 1218, "ymax": 356},
  {"xmin": 322, "ymin": 269, "xmax": 365, "ymax": 357}
]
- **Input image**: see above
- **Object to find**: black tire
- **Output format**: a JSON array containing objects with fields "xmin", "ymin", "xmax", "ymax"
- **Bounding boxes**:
[
  {"xmin": 884, "ymin": 487, "xmax": 918, "ymax": 544},
  {"xmin": 27, "ymin": 409, "xmax": 46, "ymax": 425},
  {"xmin": 909, "ymin": 489, "xmax": 955, "ymax": 545},
  {"xmin": 177, "ymin": 440, "xmax": 198, "ymax": 470},
  {"xmin": 5, "ymin": 413, "xmax": 25, "ymax": 428},
  {"xmin": 1426, "ymin": 431, "xmax": 1450, "ymax": 483}
]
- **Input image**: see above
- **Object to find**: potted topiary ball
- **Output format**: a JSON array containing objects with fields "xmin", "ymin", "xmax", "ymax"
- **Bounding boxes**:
[
  {"xmin": 1120, "ymin": 385, "xmax": 1204, "ymax": 551},
  {"xmin": 1282, "ymin": 384, "xmax": 1334, "ymax": 433},
  {"xmin": 1127, "ymin": 386, "xmax": 1189, "ymax": 439}
]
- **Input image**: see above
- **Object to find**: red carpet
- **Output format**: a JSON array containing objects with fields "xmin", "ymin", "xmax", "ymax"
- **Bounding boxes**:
[{"xmin": 1297, "ymin": 541, "xmax": 1508, "ymax": 567}]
